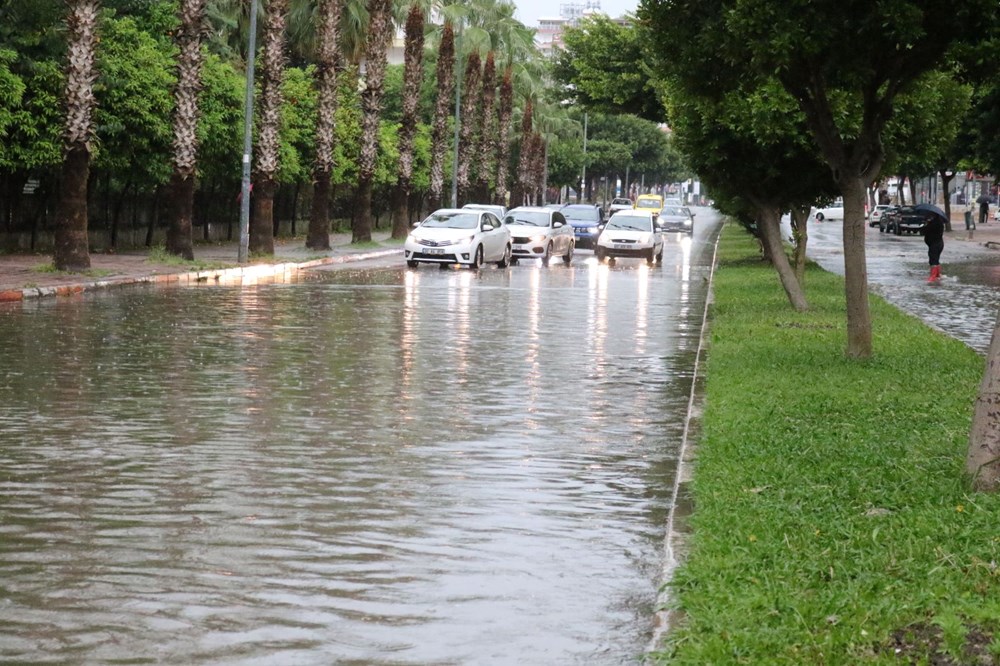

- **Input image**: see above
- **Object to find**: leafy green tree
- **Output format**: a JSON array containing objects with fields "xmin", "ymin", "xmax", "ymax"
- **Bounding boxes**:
[
  {"xmin": 642, "ymin": 0, "xmax": 998, "ymax": 359},
  {"xmin": 552, "ymin": 15, "xmax": 662, "ymax": 122}
]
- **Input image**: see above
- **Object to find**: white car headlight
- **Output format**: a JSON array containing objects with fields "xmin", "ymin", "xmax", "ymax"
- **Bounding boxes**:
[
  {"xmin": 586, "ymin": 226, "xmax": 598, "ymax": 234},
  {"xmin": 530, "ymin": 234, "xmax": 546, "ymax": 243}
]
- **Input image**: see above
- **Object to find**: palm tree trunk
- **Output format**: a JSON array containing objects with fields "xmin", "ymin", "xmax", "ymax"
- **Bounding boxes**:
[
  {"xmin": 165, "ymin": 0, "xmax": 207, "ymax": 260},
  {"xmin": 352, "ymin": 0, "xmax": 393, "ymax": 243},
  {"xmin": 456, "ymin": 51, "xmax": 481, "ymax": 206},
  {"xmin": 54, "ymin": 0, "xmax": 101, "ymax": 271},
  {"xmin": 250, "ymin": 0, "xmax": 290, "ymax": 256},
  {"xmin": 475, "ymin": 51, "xmax": 496, "ymax": 204},
  {"xmin": 494, "ymin": 66, "xmax": 513, "ymax": 207},
  {"xmin": 391, "ymin": 3, "xmax": 425, "ymax": 239},
  {"xmin": 307, "ymin": 0, "xmax": 341, "ymax": 250},
  {"xmin": 428, "ymin": 22, "xmax": 455, "ymax": 211},
  {"xmin": 511, "ymin": 99, "xmax": 533, "ymax": 208}
]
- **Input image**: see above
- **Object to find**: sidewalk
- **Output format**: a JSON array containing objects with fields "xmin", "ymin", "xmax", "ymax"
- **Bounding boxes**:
[
  {"xmin": 947, "ymin": 209, "xmax": 1000, "ymax": 248},
  {"xmin": 0, "ymin": 231, "xmax": 399, "ymax": 302}
]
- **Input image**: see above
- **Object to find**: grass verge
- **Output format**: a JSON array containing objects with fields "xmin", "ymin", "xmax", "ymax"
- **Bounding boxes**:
[{"xmin": 652, "ymin": 224, "xmax": 1000, "ymax": 664}]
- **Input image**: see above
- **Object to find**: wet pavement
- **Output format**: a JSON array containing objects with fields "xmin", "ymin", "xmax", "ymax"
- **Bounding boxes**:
[
  {"xmin": 791, "ymin": 218, "xmax": 1000, "ymax": 353},
  {"xmin": 0, "ymin": 211, "xmax": 723, "ymax": 664}
]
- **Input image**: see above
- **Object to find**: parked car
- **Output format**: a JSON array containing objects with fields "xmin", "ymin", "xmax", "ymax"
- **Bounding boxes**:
[
  {"xmin": 462, "ymin": 203, "xmax": 507, "ymax": 219},
  {"xmin": 657, "ymin": 205, "xmax": 695, "ymax": 234},
  {"xmin": 404, "ymin": 208, "xmax": 511, "ymax": 269},
  {"xmin": 594, "ymin": 209, "xmax": 663, "ymax": 264},
  {"xmin": 634, "ymin": 194, "xmax": 665, "ymax": 220},
  {"xmin": 879, "ymin": 205, "xmax": 927, "ymax": 235},
  {"xmin": 868, "ymin": 204, "xmax": 892, "ymax": 228},
  {"xmin": 503, "ymin": 206, "xmax": 575, "ymax": 265},
  {"xmin": 561, "ymin": 203, "xmax": 605, "ymax": 249},
  {"xmin": 607, "ymin": 197, "xmax": 634, "ymax": 217},
  {"xmin": 813, "ymin": 199, "xmax": 844, "ymax": 221}
]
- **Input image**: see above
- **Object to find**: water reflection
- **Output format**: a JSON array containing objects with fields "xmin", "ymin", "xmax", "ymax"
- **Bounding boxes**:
[{"xmin": 0, "ymin": 216, "xmax": 722, "ymax": 665}]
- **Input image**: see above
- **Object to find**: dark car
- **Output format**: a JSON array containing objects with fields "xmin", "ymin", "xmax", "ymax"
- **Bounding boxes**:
[
  {"xmin": 879, "ymin": 205, "xmax": 927, "ymax": 235},
  {"xmin": 657, "ymin": 205, "xmax": 695, "ymax": 234},
  {"xmin": 561, "ymin": 204, "xmax": 605, "ymax": 249}
]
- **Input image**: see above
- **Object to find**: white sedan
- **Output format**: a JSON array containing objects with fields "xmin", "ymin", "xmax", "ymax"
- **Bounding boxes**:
[
  {"xmin": 503, "ymin": 206, "xmax": 575, "ymax": 265},
  {"xmin": 594, "ymin": 209, "xmax": 663, "ymax": 264},
  {"xmin": 404, "ymin": 208, "xmax": 511, "ymax": 269},
  {"xmin": 812, "ymin": 199, "xmax": 844, "ymax": 221}
]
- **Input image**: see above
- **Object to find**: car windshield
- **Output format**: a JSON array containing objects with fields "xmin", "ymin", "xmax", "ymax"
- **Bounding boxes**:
[
  {"xmin": 563, "ymin": 207, "xmax": 599, "ymax": 221},
  {"xmin": 660, "ymin": 206, "xmax": 685, "ymax": 216},
  {"xmin": 463, "ymin": 205, "xmax": 500, "ymax": 215},
  {"xmin": 607, "ymin": 215, "xmax": 652, "ymax": 231},
  {"xmin": 504, "ymin": 211, "xmax": 549, "ymax": 227},
  {"xmin": 611, "ymin": 199, "xmax": 631, "ymax": 206},
  {"xmin": 636, "ymin": 197, "xmax": 660, "ymax": 208},
  {"xmin": 420, "ymin": 212, "xmax": 479, "ymax": 229}
]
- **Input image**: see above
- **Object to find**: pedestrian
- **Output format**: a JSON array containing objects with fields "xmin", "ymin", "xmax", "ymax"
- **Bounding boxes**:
[
  {"xmin": 923, "ymin": 212, "xmax": 945, "ymax": 283},
  {"xmin": 978, "ymin": 195, "xmax": 990, "ymax": 226}
]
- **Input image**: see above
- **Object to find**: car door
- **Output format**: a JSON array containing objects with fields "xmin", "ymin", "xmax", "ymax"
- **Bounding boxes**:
[
  {"xmin": 482, "ymin": 212, "xmax": 505, "ymax": 260},
  {"xmin": 552, "ymin": 212, "xmax": 569, "ymax": 252}
]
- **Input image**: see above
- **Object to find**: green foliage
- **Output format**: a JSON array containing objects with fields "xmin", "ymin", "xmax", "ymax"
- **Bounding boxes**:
[
  {"xmin": 93, "ymin": 15, "xmax": 175, "ymax": 186},
  {"xmin": 196, "ymin": 53, "xmax": 244, "ymax": 184},
  {"xmin": 650, "ymin": 224, "xmax": 999, "ymax": 664},
  {"xmin": 278, "ymin": 66, "xmax": 317, "ymax": 185},
  {"xmin": 553, "ymin": 15, "xmax": 663, "ymax": 122}
]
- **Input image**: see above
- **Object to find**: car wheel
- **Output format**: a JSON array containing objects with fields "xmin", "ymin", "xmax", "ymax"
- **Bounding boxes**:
[
  {"xmin": 497, "ymin": 244, "xmax": 511, "ymax": 268},
  {"xmin": 542, "ymin": 242, "xmax": 553, "ymax": 266},
  {"xmin": 511, "ymin": 257, "xmax": 519, "ymax": 265},
  {"xmin": 595, "ymin": 247, "xmax": 605, "ymax": 262},
  {"xmin": 406, "ymin": 260, "xmax": 418, "ymax": 269},
  {"xmin": 562, "ymin": 241, "xmax": 573, "ymax": 265},
  {"xmin": 656, "ymin": 245, "xmax": 664, "ymax": 262},
  {"xmin": 471, "ymin": 245, "xmax": 484, "ymax": 269},
  {"xmin": 893, "ymin": 223, "xmax": 902, "ymax": 236},
  {"xmin": 878, "ymin": 223, "xmax": 885, "ymax": 233},
  {"xmin": 816, "ymin": 212, "xmax": 825, "ymax": 221},
  {"xmin": 607, "ymin": 256, "xmax": 616, "ymax": 266},
  {"xmin": 646, "ymin": 248, "xmax": 655, "ymax": 265},
  {"xmin": 438, "ymin": 262, "xmax": 450, "ymax": 270}
]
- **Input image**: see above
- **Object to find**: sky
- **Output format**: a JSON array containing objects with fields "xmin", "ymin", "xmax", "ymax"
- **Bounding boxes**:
[{"xmin": 514, "ymin": 0, "xmax": 639, "ymax": 23}]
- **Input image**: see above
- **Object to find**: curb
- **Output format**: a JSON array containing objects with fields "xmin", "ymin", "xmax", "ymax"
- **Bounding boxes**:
[
  {"xmin": 647, "ymin": 223, "xmax": 722, "ymax": 653},
  {"xmin": 0, "ymin": 248, "xmax": 400, "ymax": 303}
]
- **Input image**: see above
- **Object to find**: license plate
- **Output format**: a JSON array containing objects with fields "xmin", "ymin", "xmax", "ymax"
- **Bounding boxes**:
[
  {"xmin": 428, "ymin": 248, "xmax": 445, "ymax": 255},
  {"xmin": 512, "ymin": 244, "xmax": 524, "ymax": 250},
  {"xmin": 614, "ymin": 244, "xmax": 632, "ymax": 250}
]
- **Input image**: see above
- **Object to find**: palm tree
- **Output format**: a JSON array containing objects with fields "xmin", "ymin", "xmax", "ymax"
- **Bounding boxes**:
[
  {"xmin": 511, "ymin": 97, "xmax": 532, "ymax": 207},
  {"xmin": 473, "ymin": 50, "xmax": 496, "ymax": 203},
  {"xmin": 351, "ymin": 0, "xmax": 393, "ymax": 243},
  {"xmin": 427, "ymin": 20, "xmax": 454, "ymax": 211},
  {"xmin": 455, "ymin": 50, "xmax": 480, "ymax": 205},
  {"xmin": 250, "ymin": 0, "xmax": 290, "ymax": 256},
  {"xmin": 306, "ymin": 0, "xmax": 341, "ymax": 250},
  {"xmin": 165, "ymin": 0, "xmax": 209, "ymax": 260},
  {"xmin": 493, "ymin": 65, "xmax": 512, "ymax": 206},
  {"xmin": 54, "ymin": 0, "xmax": 100, "ymax": 271},
  {"xmin": 390, "ymin": 3, "xmax": 425, "ymax": 239}
]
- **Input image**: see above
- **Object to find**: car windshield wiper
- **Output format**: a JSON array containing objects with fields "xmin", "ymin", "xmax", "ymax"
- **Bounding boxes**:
[
  {"xmin": 612, "ymin": 224, "xmax": 646, "ymax": 231},
  {"xmin": 513, "ymin": 219, "xmax": 540, "ymax": 226}
]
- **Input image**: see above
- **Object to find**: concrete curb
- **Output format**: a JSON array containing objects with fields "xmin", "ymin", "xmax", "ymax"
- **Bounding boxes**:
[
  {"xmin": 647, "ymin": 224, "xmax": 722, "ymax": 653},
  {"xmin": 0, "ymin": 248, "xmax": 400, "ymax": 303}
]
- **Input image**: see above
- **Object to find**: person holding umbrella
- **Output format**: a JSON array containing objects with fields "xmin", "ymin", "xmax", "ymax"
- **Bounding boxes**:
[
  {"xmin": 916, "ymin": 203, "xmax": 946, "ymax": 283},
  {"xmin": 978, "ymin": 194, "xmax": 990, "ymax": 226}
]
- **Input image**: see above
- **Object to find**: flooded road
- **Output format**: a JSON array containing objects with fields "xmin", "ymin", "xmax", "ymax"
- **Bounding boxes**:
[
  {"xmin": 1, "ymin": 210, "xmax": 722, "ymax": 664},
  {"xmin": 798, "ymin": 220, "xmax": 1000, "ymax": 352}
]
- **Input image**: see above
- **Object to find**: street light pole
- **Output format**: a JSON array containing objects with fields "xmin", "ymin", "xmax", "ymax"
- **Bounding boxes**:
[
  {"xmin": 237, "ymin": 0, "xmax": 258, "ymax": 264},
  {"xmin": 578, "ymin": 111, "xmax": 587, "ymax": 203},
  {"xmin": 450, "ymin": 31, "xmax": 462, "ymax": 209}
]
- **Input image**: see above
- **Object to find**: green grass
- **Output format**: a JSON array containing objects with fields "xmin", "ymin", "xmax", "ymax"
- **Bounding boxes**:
[
  {"xmin": 147, "ymin": 245, "xmax": 230, "ymax": 270},
  {"xmin": 652, "ymin": 224, "xmax": 1000, "ymax": 664}
]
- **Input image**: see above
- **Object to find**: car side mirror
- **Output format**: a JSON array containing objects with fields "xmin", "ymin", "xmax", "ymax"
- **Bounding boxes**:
[
  {"xmin": 598, "ymin": 223, "xmax": 606, "ymax": 231},
  {"xmin": 553, "ymin": 220, "xmax": 564, "ymax": 228},
  {"xmin": 411, "ymin": 221, "xmax": 421, "ymax": 228}
]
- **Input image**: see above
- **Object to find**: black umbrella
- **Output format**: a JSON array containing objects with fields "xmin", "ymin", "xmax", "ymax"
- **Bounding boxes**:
[
  {"xmin": 914, "ymin": 203, "xmax": 947, "ymax": 221},
  {"xmin": 977, "ymin": 194, "xmax": 990, "ymax": 204}
]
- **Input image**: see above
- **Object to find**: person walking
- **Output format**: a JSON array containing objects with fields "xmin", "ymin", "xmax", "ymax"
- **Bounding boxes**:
[
  {"xmin": 923, "ymin": 212, "xmax": 945, "ymax": 283},
  {"xmin": 978, "ymin": 194, "xmax": 990, "ymax": 226}
]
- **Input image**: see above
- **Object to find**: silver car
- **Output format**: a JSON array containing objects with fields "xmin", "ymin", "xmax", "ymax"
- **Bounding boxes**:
[
  {"xmin": 657, "ymin": 205, "xmax": 695, "ymax": 234},
  {"xmin": 504, "ymin": 206, "xmax": 575, "ymax": 265}
]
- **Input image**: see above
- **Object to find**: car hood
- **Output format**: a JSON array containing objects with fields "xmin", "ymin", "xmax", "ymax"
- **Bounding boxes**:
[
  {"xmin": 567, "ymin": 219, "xmax": 600, "ymax": 227},
  {"xmin": 600, "ymin": 229, "xmax": 655, "ymax": 242},
  {"xmin": 506, "ymin": 223, "xmax": 551, "ymax": 234},
  {"xmin": 410, "ymin": 227, "xmax": 477, "ymax": 241}
]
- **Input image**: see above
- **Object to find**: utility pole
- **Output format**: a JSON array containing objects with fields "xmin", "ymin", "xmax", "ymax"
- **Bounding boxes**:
[{"xmin": 237, "ymin": 0, "xmax": 258, "ymax": 264}]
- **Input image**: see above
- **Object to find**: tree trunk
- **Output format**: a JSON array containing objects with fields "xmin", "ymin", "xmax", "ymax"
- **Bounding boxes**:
[
  {"xmin": 966, "ymin": 307, "xmax": 1000, "ymax": 491},
  {"xmin": 790, "ymin": 205, "xmax": 810, "ymax": 286},
  {"xmin": 842, "ymin": 177, "xmax": 873, "ymax": 358},
  {"xmin": 307, "ymin": 171, "xmax": 332, "ymax": 249},
  {"xmin": 390, "ymin": 184, "xmax": 408, "ymax": 237},
  {"xmin": 755, "ymin": 205, "xmax": 807, "ymax": 310},
  {"xmin": 250, "ymin": 176, "xmax": 276, "ymax": 255},
  {"xmin": 353, "ymin": 174, "xmax": 374, "ymax": 242},
  {"xmin": 392, "ymin": 3, "xmax": 424, "ymax": 239},
  {"xmin": 54, "ymin": 146, "xmax": 92, "ymax": 270},
  {"xmin": 165, "ymin": 172, "xmax": 195, "ymax": 259},
  {"xmin": 428, "ymin": 22, "xmax": 455, "ymax": 212}
]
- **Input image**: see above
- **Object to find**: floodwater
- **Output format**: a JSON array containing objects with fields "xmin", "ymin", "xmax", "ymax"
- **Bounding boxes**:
[
  {"xmin": 799, "ymin": 220, "xmax": 1000, "ymax": 353},
  {"xmin": 0, "ymin": 211, "xmax": 721, "ymax": 664}
]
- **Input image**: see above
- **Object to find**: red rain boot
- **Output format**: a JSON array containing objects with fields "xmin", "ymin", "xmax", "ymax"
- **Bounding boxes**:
[{"xmin": 927, "ymin": 265, "xmax": 941, "ymax": 283}]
